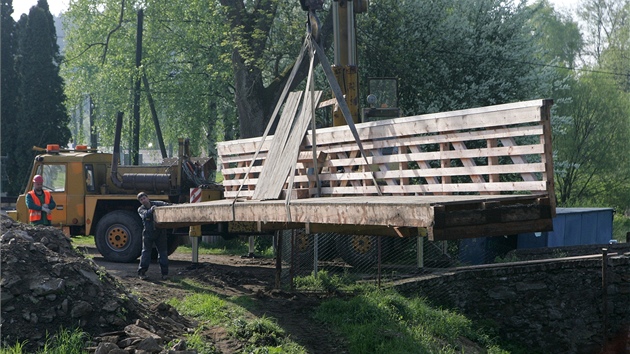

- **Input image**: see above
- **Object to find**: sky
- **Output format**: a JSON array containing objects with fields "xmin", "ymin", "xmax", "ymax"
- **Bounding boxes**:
[
  {"xmin": 12, "ymin": 0, "xmax": 68, "ymax": 20},
  {"xmin": 12, "ymin": 0, "xmax": 580, "ymax": 21}
]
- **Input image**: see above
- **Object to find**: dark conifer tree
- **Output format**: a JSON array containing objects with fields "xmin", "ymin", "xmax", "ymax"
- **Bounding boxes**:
[
  {"xmin": 1, "ymin": 0, "xmax": 21, "ymax": 195},
  {"xmin": 14, "ymin": 0, "xmax": 70, "ymax": 194}
]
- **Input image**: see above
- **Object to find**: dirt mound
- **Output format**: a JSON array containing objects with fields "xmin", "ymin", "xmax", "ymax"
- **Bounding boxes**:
[{"xmin": 0, "ymin": 214, "xmax": 195, "ymax": 353}]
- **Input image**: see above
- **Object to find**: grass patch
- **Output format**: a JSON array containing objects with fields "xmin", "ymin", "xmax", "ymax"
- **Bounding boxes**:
[
  {"xmin": 70, "ymin": 235, "xmax": 95, "ymax": 247},
  {"xmin": 293, "ymin": 270, "xmax": 360, "ymax": 293},
  {"xmin": 177, "ymin": 237, "xmax": 274, "ymax": 258},
  {"xmin": 70, "ymin": 233, "xmax": 275, "ymax": 258},
  {"xmin": 168, "ymin": 292, "xmax": 239, "ymax": 326},
  {"xmin": 613, "ymin": 213, "xmax": 630, "ymax": 242},
  {"xmin": 168, "ymin": 292, "xmax": 307, "ymax": 353},
  {"xmin": 314, "ymin": 288, "xmax": 508, "ymax": 354},
  {"xmin": 178, "ymin": 326, "xmax": 220, "ymax": 354},
  {"xmin": 1, "ymin": 327, "xmax": 89, "ymax": 354}
]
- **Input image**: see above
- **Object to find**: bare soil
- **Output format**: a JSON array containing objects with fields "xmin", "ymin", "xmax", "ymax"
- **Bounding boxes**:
[
  {"xmin": 0, "ymin": 211, "xmax": 348, "ymax": 354},
  {"xmin": 90, "ymin": 248, "xmax": 350, "ymax": 354}
]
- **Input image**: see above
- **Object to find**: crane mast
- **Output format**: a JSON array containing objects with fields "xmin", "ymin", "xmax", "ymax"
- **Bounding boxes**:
[{"xmin": 301, "ymin": 0, "xmax": 368, "ymax": 126}]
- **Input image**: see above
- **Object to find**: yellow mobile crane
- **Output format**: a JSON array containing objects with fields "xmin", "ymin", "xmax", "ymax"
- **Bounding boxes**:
[{"xmin": 8, "ymin": 113, "xmax": 221, "ymax": 263}]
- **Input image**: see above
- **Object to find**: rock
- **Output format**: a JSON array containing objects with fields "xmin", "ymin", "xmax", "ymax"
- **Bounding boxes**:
[
  {"xmin": 103, "ymin": 299, "xmax": 120, "ymax": 312},
  {"xmin": 94, "ymin": 342, "xmax": 126, "ymax": 354},
  {"xmin": 135, "ymin": 337, "xmax": 163, "ymax": 352},
  {"xmin": 29, "ymin": 278, "xmax": 65, "ymax": 296},
  {"xmin": 172, "ymin": 339, "xmax": 187, "ymax": 351},
  {"xmin": 1, "ymin": 291, "xmax": 15, "ymax": 305},
  {"xmin": 0, "ymin": 214, "xmax": 191, "ymax": 353},
  {"xmin": 124, "ymin": 324, "xmax": 162, "ymax": 341},
  {"xmin": 116, "ymin": 337, "xmax": 140, "ymax": 348}
]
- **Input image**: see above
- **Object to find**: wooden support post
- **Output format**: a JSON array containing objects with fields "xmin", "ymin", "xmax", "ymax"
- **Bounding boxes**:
[
  {"xmin": 275, "ymin": 231, "xmax": 283, "ymax": 289},
  {"xmin": 602, "ymin": 248, "xmax": 608, "ymax": 345}
]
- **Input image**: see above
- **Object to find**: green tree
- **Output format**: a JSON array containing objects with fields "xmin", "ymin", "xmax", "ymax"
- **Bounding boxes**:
[
  {"xmin": 62, "ymin": 0, "xmax": 309, "ymax": 155},
  {"xmin": 597, "ymin": 2, "xmax": 630, "ymax": 92},
  {"xmin": 578, "ymin": 0, "xmax": 629, "ymax": 65},
  {"xmin": 1, "ymin": 0, "xmax": 20, "ymax": 194},
  {"xmin": 529, "ymin": 0, "xmax": 583, "ymax": 68},
  {"xmin": 63, "ymin": 0, "xmax": 226, "ymax": 155},
  {"xmin": 552, "ymin": 72, "xmax": 630, "ymax": 209},
  {"xmin": 543, "ymin": 0, "xmax": 630, "ymax": 211},
  {"xmin": 357, "ymin": 0, "xmax": 556, "ymax": 115},
  {"xmin": 13, "ymin": 0, "xmax": 70, "ymax": 194}
]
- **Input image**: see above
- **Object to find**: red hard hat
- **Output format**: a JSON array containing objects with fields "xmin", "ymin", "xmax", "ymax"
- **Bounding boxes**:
[{"xmin": 33, "ymin": 175, "xmax": 43, "ymax": 183}]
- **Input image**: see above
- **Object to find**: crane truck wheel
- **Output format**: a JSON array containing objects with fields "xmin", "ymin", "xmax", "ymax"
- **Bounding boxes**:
[
  {"xmin": 151, "ymin": 232, "xmax": 181, "ymax": 259},
  {"xmin": 335, "ymin": 234, "xmax": 388, "ymax": 270},
  {"xmin": 279, "ymin": 230, "xmax": 336, "ymax": 265},
  {"xmin": 95, "ymin": 210, "xmax": 143, "ymax": 263}
]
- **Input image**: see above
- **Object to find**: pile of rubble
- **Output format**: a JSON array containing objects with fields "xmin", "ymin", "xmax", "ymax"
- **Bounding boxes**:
[{"xmin": 0, "ymin": 214, "xmax": 198, "ymax": 353}]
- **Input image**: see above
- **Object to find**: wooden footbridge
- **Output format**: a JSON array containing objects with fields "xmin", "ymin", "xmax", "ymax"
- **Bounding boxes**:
[{"xmin": 154, "ymin": 97, "xmax": 556, "ymax": 241}]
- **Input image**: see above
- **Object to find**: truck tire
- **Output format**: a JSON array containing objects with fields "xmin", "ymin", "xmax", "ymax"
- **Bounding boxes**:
[
  {"xmin": 280, "ymin": 229, "xmax": 313, "ymax": 266},
  {"xmin": 151, "ymin": 232, "xmax": 181, "ymax": 259},
  {"xmin": 336, "ymin": 234, "xmax": 388, "ymax": 269},
  {"xmin": 95, "ymin": 210, "xmax": 143, "ymax": 263},
  {"xmin": 167, "ymin": 233, "xmax": 182, "ymax": 255},
  {"xmin": 280, "ymin": 230, "xmax": 337, "ymax": 265}
]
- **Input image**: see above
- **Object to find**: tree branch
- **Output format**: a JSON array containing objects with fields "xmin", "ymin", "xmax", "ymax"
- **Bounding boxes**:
[
  {"xmin": 64, "ymin": 42, "xmax": 106, "ymax": 63},
  {"xmin": 101, "ymin": 0, "xmax": 126, "ymax": 65}
]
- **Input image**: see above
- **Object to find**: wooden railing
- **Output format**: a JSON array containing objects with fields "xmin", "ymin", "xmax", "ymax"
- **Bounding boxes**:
[{"xmin": 217, "ymin": 99, "xmax": 554, "ymax": 208}]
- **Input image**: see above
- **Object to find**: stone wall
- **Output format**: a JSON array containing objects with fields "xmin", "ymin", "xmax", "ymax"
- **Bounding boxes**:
[{"xmin": 393, "ymin": 249, "xmax": 630, "ymax": 353}]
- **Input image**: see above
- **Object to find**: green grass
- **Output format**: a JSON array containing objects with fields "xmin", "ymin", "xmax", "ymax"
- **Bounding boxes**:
[
  {"xmin": 293, "ymin": 269, "xmax": 361, "ymax": 293},
  {"xmin": 174, "ymin": 326, "xmax": 220, "ymax": 354},
  {"xmin": 177, "ymin": 238, "xmax": 249, "ymax": 256},
  {"xmin": 167, "ymin": 280, "xmax": 308, "ymax": 353},
  {"xmin": 70, "ymin": 234, "xmax": 275, "ymax": 258},
  {"xmin": 177, "ymin": 237, "xmax": 274, "ymax": 258},
  {"xmin": 314, "ymin": 288, "xmax": 508, "ymax": 354},
  {"xmin": 168, "ymin": 277, "xmax": 510, "ymax": 354},
  {"xmin": 50, "ymin": 236, "xmax": 514, "ymax": 354},
  {"xmin": 70, "ymin": 235, "xmax": 95, "ymax": 247},
  {"xmin": 613, "ymin": 214, "xmax": 630, "ymax": 242},
  {"xmin": 2, "ymin": 279, "xmax": 512, "ymax": 354},
  {"xmin": 1, "ymin": 328, "xmax": 88, "ymax": 354}
]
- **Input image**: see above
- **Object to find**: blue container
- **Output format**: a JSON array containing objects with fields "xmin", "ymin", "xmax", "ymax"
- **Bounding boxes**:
[{"xmin": 517, "ymin": 207, "xmax": 614, "ymax": 249}]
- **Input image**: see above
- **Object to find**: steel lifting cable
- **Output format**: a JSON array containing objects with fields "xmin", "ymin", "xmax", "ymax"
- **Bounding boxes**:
[
  {"xmin": 229, "ymin": 37, "xmax": 310, "ymax": 221},
  {"xmin": 284, "ymin": 33, "xmax": 319, "ymax": 222},
  {"xmin": 310, "ymin": 37, "xmax": 383, "ymax": 196}
]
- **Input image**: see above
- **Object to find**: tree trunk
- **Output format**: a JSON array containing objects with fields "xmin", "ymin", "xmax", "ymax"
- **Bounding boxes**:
[{"xmin": 232, "ymin": 51, "xmax": 267, "ymax": 139}]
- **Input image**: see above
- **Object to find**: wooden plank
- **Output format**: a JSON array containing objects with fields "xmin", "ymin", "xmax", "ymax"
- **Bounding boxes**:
[
  {"xmin": 154, "ymin": 194, "xmax": 549, "ymax": 230},
  {"xmin": 499, "ymin": 137, "xmax": 536, "ymax": 181},
  {"xmin": 308, "ymin": 224, "xmax": 419, "ymax": 237},
  {"xmin": 252, "ymin": 91, "xmax": 322, "ymax": 200},
  {"xmin": 317, "ymin": 97, "xmax": 338, "ymax": 108},
  {"xmin": 218, "ymin": 104, "xmax": 547, "ymax": 154},
  {"xmin": 450, "ymin": 141, "xmax": 485, "ymax": 184},
  {"xmin": 224, "ymin": 190, "xmax": 255, "ymax": 198},
  {"xmin": 211, "ymin": 98, "xmax": 555, "ymax": 239},
  {"xmin": 540, "ymin": 100, "xmax": 557, "ymax": 216},
  {"xmin": 305, "ymin": 102, "xmax": 546, "ymax": 146},
  {"xmin": 320, "ymin": 145, "xmax": 544, "ymax": 167},
  {"xmin": 249, "ymin": 92, "xmax": 303, "ymax": 200},
  {"xmin": 430, "ymin": 218, "xmax": 553, "ymax": 241},
  {"xmin": 312, "ymin": 181, "xmax": 548, "ymax": 195},
  {"xmin": 313, "ymin": 125, "xmax": 544, "ymax": 154},
  {"xmin": 217, "ymin": 137, "xmax": 272, "ymax": 155},
  {"xmin": 291, "ymin": 163, "xmax": 546, "ymax": 182}
]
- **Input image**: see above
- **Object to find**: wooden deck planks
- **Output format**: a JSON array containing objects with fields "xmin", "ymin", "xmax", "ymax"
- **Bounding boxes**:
[
  {"xmin": 154, "ymin": 194, "xmax": 552, "ymax": 240},
  {"xmin": 158, "ymin": 98, "xmax": 556, "ymax": 240}
]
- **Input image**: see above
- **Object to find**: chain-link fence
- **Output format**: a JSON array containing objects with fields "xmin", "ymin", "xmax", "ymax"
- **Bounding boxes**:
[{"xmin": 275, "ymin": 229, "xmax": 521, "ymax": 288}]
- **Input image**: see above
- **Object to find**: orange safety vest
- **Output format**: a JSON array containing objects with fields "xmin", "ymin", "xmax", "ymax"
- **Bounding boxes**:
[{"xmin": 28, "ymin": 190, "xmax": 52, "ymax": 222}]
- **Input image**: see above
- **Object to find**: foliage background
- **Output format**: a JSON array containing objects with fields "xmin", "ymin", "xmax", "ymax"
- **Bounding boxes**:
[{"xmin": 2, "ymin": 0, "xmax": 630, "ymax": 213}]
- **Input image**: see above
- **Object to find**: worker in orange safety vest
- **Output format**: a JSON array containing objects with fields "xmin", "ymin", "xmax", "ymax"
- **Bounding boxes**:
[{"xmin": 25, "ymin": 174, "xmax": 56, "ymax": 225}]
